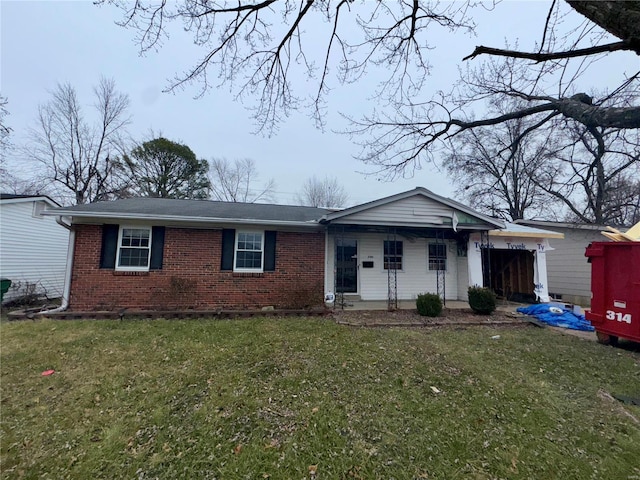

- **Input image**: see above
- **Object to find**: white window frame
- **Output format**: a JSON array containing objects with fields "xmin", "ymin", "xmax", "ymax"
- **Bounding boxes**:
[
  {"xmin": 428, "ymin": 242, "xmax": 447, "ymax": 271},
  {"xmin": 383, "ymin": 240, "xmax": 404, "ymax": 271},
  {"xmin": 233, "ymin": 230, "xmax": 264, "ymax": 272},
  {"xmin": 116, "ymin": 226, "xmax": 152, "ymax": 271}
]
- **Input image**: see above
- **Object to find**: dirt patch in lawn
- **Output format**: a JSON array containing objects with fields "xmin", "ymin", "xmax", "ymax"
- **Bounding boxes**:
[{"xmin": 332, "ymin": 307, "xmax": 528, "ymax": 327}]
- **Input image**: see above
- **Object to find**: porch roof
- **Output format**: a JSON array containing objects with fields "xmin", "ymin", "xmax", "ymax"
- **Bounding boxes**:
[
  {"xmin": 320, "ymin": 187, "xmax": 504, "ymax": 230},
  {"xmin": 490, "ymin": 222, "xmax": 565, "ymax": 239}
]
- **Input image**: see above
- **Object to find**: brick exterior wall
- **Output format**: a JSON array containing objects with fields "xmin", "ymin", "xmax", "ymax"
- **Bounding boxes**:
[{"xmin": 70, "ymin": 225, "xmax": 325, "ymax": 311}]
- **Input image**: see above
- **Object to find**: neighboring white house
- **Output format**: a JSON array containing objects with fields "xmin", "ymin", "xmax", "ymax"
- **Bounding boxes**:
[
  {"xmin": 515, "ymin": 220, "xmax": 611, "ymax": 306},
  {"xmin": 0, "ymin": 194, "xmax": 70, "ymax": 303}
]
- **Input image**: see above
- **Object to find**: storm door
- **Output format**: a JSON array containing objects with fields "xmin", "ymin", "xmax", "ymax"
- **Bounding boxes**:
[{"xmin": 335, "ymin": 238, "xmax": 358, "ymax": 293}]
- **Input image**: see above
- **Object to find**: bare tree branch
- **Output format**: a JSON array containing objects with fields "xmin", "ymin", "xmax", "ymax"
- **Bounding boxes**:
[
  {"xmin": 101, "ymin": 0, "xmax": 640, "ymax": 188},
  {"xmin": 23, "ymin": 78, "xmax": 131, "ymax": 204},
  {"xmin": 295, "ymin": 175, "xmax": 348, "ymax": 208},
  {"xmin": 208, "ymin": 158, "xmax": 276, "ymax": 203},
  {"xmin": 463, "ymin": 41, "xmax": 634, "ymax": 62}
]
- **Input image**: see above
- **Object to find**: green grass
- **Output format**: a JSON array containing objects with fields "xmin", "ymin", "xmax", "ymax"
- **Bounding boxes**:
[{"xmin": 1, "ymin": 318, "xmax": 639, "ymax": 479}]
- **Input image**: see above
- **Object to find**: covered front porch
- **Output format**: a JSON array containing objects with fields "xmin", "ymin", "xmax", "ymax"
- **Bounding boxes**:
[
  {"xmin": 319, "ymin": 188, "xmax": 562, "ymax": 310},
  {"xmin": 324, "ymin": 225, "xmax": 485, "ymax": 307},
  {"xmin": 319, "ymin": 188, "xmax": 505, "ymax": 308}
]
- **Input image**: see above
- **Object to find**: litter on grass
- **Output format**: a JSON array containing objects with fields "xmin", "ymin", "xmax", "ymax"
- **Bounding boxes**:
[
  {"xmin": 41, "ymin": 369, "xmax": 55, "ymax": 376},
  {"xmin": 517, "ymin": 304, "xmax": 594, "ymax": 331}
]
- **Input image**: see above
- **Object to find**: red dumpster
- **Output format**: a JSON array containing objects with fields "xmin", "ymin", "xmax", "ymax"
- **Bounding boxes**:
[{"xmin": 585, "ymin": 242, "xmax": 640, "ymax": 345}]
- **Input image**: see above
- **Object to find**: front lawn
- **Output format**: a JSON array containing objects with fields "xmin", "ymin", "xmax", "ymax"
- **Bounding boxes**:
[{"xmin": 1, "ymin": 318, "xmax": 639, "ymax": 479}]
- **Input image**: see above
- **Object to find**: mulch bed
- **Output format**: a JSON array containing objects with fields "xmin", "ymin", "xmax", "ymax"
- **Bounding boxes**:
[
  {"xmin": 4, "ymin": 304, "xmax": 532, "ymax": 329},
  {"xmin": 332, "ymin": 307, "xmax": 530, "ymax": 327}
]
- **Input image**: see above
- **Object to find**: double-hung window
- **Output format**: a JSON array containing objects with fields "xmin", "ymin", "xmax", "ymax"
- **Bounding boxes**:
[
  {"xmin": 383, "ymin": 240, "xmax": 403, "ymax": 270},
  {"xmin": 117, "ymin": 227, "xmax": 152, "ymax": 271},
  {"xmin": 428, "ymin": 243, "xmax": 447, "ymax": 271},
  {"xmin": 234, "ymin": 231, "xmax": 264, "ymax": 271}
]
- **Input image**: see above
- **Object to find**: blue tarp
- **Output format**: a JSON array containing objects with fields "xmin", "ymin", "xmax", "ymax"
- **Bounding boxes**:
[{"xmin": 517, "ymin": 304, "xmax": 595, "ymax": 331}]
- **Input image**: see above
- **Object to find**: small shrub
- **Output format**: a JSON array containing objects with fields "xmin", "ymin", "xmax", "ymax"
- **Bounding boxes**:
[
  {"xmin": 468, "ymin": 286, "xmax": 497, "ymax": 314},
  {"xmin": 281, "ymin": 280, "xmax": 324, "ymax": 309},
  {"xmin": 416, "ymin": 293, "xmax": 442, "ymax": 317}
]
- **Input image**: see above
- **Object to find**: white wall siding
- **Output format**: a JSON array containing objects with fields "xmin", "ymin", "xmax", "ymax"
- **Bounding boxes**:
[
  {"xmin": 334, "ymin": 197, "xmax": 455, "ymax": 226},
  {"xmin": 326, "ymin": 232, "xmax": 459, "ymax": 301},
  {"xmin": 0, "ymin": 201, "xmax": 69, "ymax": 301},
  {"xmin": 544, "ymin": 228, "xmax": 603, "ymax": 299}
]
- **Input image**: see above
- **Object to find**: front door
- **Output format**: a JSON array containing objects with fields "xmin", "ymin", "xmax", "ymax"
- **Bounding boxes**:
[{"xmin": 336, "ymin": 238, "xmax": 357, "ymax": 293}]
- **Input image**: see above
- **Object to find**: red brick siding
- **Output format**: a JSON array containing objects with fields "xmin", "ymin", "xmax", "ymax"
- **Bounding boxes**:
[{"xmin": 70, "ymin": 225, "xmax": 325, "ymax": 311}]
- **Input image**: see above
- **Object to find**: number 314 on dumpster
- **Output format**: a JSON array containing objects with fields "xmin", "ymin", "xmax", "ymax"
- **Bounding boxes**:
[{"xmin": 606, "ymin": 310, "xmax": 632, "ymax": 324}]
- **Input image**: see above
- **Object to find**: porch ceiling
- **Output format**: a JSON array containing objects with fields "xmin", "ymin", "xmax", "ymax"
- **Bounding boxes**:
[{"xmin": 327, "ymin": 224, "xmax": 483, "ymax": 239}]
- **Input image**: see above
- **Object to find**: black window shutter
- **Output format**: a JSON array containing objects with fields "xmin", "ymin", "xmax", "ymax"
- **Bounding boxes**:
[
  {"xmin": 99, "ymin": 224, "xmax": 119, "ymax": 269},
  {"xmin": 149, "ymin": 226, "xmax": 165, "ymax": 270},
  {"xmin": 264, "ymin": 230, "xmax": 276, "ymax": 271},
  {"xmin": 221, "ymin": 229, "xmax": 236, "ymax": 271}
]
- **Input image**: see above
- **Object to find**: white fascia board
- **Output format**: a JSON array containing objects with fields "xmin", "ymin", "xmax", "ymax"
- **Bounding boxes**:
[
  {"xmin": 42, "ymin": 210, "xmax": 323, "ymax": 228},
  {"xmin": 327, "ymin": 218, "xmax": 495, "ymax": 230},
  {"xmin": 490, "ymin": 229, "xmax": 565, "ymax": 239},
  {"xmin": 1, "ymin": 196, "xmax": 61, "ymax": 208},
  {"xmin": 514, "ymin": 219, "xmax": 611, "ymax": 231}
]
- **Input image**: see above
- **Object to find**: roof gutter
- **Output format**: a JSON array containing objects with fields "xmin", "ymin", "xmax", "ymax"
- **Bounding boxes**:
[
  {"xmin": 41, "ymin": 211, "xmax": 323, "ymax": 228},
  {"xmin": 40, "ymin": 217, "xmax": 74, "ymax": 314}
]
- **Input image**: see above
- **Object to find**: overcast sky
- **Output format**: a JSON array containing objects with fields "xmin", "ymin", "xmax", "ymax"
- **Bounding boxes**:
[{"xmin": 1, "ymin": 1, "xmax": 635, "ymax": 206}]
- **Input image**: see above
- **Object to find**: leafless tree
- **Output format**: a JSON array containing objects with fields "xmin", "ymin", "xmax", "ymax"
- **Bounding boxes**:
[
  {"xmin": 0, "ymin": 95, "xmax": 10, "ymax": 159},
  {"xmin": 445, "ymin": 88, "xmax": 639, "ymax": 224},
  {"xmin": 0, "ymin": 95, "xmax": 52, "ymax": 197},
  {"xmin": 354, "ymin": 33, "xmax": 639, "ymax": 178},
  {"xmin": 531, "ymin": 119, "xmax": 640, "ymax": 225},
  {"xmin": 445, "ymin": 99, "xmax": 554, "ymax": 221},
  {"xmin": 102, "ymin": 1, "xmax": 639, "ymax": 131},
  {"xmin": 599, "ymin": 177, "xmax": 640, "ymax": 226},
  {"xmin": 99, "ymin": 0, "xmax": 475, "ymax": 132},
  {"xmin": 101, "ymin": 1, "xmax": 639, "ymax": 186},
  {"xmin": 295, "ymin": 175, "xmax": 349, "ymax": 208},
  {"xmin": 0, "ymin": 95, "xmax": 12, "ymax": 188},
  {"xmin": 209, "ymin": 157, "xmax": 276, "ymax": 203},
  {"xmin": 23, "ymin": 78, "xmax": 131, "ymax": 205}
]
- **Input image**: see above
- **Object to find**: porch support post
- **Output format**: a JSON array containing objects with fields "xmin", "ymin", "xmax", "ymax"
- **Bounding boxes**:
[
  {"xmin": 324, "ymin": 230, "xmax": 332, "ymax": 295},
  {"xmin": 467, "ymin": 237, "xmax": 483, "ymax": 288},
  {"xmin": 533, "ymin": 249, "xmax": 550, "ymax": 303}
]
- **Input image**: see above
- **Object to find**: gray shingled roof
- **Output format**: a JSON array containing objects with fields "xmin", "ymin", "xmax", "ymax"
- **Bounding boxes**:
[
  {"xmin": 50, "ymin": 197, "xmax": 330, "ymax": 223},
  {"xmin": 1, "ymin": 194, "xmax": 33, "ymax": 200}
]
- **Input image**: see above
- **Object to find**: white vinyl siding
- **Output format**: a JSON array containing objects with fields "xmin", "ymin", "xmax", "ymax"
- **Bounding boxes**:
[
  {"xmin": 542, "ymin": 227, "xmax": 604, "ymax": 300},
  {"xmin": 331, "ymin": 196, "xmax": 456, "ymax": 226},
  {"xmin": 0, "ymin": 200, "xmax": 69, "ymax": 302}
]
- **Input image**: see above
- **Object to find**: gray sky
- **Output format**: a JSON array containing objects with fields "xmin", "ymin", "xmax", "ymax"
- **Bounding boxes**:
[{"xmin": 1, "ymin": 1, "xmax": 635, "ymax": 205}]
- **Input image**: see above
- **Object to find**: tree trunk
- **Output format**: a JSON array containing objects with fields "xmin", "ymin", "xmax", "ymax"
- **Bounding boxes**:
[{"xmin": 567, "ymin": 1, "xmax": 640, "ymax": 53}]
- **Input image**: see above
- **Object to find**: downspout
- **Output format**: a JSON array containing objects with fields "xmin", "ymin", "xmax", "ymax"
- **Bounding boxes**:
[{"xmin": 40, "ymin": 217, "xmax": 74, "ymax": 314}]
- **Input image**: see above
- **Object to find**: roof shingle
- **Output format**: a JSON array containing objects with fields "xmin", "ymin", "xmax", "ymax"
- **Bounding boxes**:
[{"xmin": 51, "ymin": 197, "xmax": 330, "ymax": 223}]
